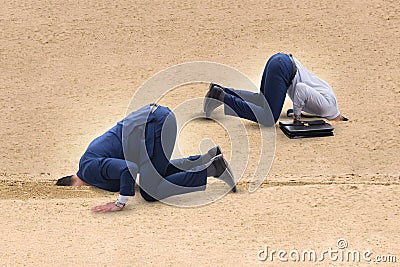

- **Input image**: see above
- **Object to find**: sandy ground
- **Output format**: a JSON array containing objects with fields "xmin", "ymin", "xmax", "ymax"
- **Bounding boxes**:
[{"xmin": 1, "ymin": 0, "xmax": 399, "ymax": 266}]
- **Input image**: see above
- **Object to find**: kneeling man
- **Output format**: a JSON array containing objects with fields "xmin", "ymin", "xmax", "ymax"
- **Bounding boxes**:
[{"xmin": 56, "ymin": 104, "xmax": 236, "ymax": 213}]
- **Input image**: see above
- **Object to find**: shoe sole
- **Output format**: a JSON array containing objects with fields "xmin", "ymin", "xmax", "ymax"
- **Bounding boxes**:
[
  {"xmin": 204, "ymin": 83, "xmax": 223, "ymax": 117},
  {"xmin": 203, "ymin": 83, "xmax": 215, "ymax": 113},
  {"xmin": 214, "ymin": 155, "xmax": 237, "ymax": 193}
]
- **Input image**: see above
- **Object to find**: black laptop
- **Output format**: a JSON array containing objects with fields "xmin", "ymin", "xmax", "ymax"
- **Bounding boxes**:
[{"xmin": 279, "ymin": 120, "xmax": 334, "ymax": 139}]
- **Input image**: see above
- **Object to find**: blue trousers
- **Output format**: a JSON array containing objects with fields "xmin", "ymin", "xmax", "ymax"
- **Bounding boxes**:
[
  {"xmin": 139, "ymin": 107, "xmax": 208, "ymax": 201},
  {"xmin": 223, "ymin": 53, "xmax": 294, "ymax": 126}
]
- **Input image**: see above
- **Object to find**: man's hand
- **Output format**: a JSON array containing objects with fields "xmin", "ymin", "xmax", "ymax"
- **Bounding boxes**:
[
  {"xmin": 293, "ymin": 114, "xmax": 303, "ymax": 125},
  {"xmin": 293, "ymin": 119, "xmax": 304, "ymax": 125},
  {"xmin": 91, "ymin": 202, "xmax": 123, "ymax": 213}
]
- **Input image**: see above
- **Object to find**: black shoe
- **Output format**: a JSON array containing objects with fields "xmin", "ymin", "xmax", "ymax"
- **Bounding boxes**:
[
  {"xmin": 203, "ymin": 83, "xmax": 224, "ymax": 118},
  {"xmin": 208, "ymin": 145, "xmax": 222, "ymax": 158},
  {"xmin": 210, "ymin": 155, "xmax": 237, "ymax": 193},
  {"xmin": 200, "ymin": 146, "xmax": 223, "ymax": 165}
]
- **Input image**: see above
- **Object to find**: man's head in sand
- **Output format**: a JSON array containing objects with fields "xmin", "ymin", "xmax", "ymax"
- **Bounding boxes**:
[{"xmin": 56, "ymin": 175, "xmax": 88, "ymax": 186}]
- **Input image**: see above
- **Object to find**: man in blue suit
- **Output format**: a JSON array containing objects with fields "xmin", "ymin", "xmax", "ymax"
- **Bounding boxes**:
[
  {"xmin": 56, "ymin": 104, "xmax": 236, "ymax": 213},
  {"xmin": 204, "ymin": 53, "xmax": 347, "ymax": 126}
]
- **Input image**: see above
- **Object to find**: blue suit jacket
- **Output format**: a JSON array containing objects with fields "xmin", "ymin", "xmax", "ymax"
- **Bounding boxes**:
[{"xmin": 77, "ymin": 104, "xmax": 157, "ymax": 195}]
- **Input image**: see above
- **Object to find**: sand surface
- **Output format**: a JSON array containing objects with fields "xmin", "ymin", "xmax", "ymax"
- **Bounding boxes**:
[{"xmin": 1, "ymin": 0, "xmax": 399, "ymax": 266}]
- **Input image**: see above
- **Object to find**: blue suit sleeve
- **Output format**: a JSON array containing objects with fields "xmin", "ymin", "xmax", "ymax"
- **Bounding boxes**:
[
  {"xmin": 119, "ymin": 161, "xmax": 138, "ymax": 196},
  {"xmin": 102, "ymin": 159, "xmax": 138, "ymax": 196}
]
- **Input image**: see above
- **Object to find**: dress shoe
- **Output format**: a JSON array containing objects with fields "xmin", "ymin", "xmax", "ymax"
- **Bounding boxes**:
[
  {"xmin": 203, "ymin": 83, "xmax": 224, "ymax": 118},
  {"xmin": 210, "ymin": 154, "xmax": 237, "ymax": 193},
  {"xmin": 200, "ymin": 146, "xmax": 223, "ymax": 165}
]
